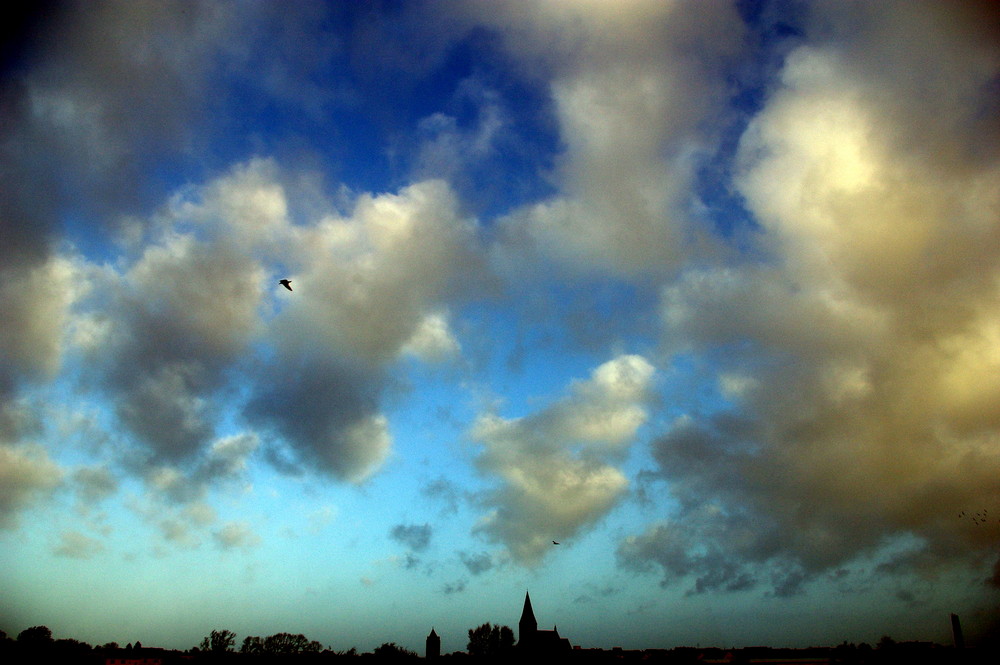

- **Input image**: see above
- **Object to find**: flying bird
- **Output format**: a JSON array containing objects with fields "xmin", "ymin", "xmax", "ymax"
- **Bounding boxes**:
[
  {"xmin": 552, "ymin": 541, "xmax": 560, "ymax": 545},
  {"xmin": 279, "ymin": 279, "xmax": 292, "ymax": 291}
]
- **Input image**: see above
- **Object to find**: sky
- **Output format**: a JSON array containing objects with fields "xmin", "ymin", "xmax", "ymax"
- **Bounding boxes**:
[{"xmin": 1, "ymin": 0, "xmax": 999, "ymax": 655}]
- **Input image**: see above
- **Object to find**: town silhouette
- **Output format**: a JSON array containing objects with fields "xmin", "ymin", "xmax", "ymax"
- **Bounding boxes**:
[{"xmin": 1, "ymin": 592, "xmax": 989, "ymax": 664}]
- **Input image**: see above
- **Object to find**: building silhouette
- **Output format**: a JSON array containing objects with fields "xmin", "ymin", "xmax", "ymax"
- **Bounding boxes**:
[
  {"xmin": 517, "ymin": 591, "xmax": 571, "ymax": 654},
  {"xmin": 425, "ymin": 628, "xmax": 440, "ymax": 659},
  {"xmin": 950, "ymin": 613, "xmax": 964, "ymax": 650}
]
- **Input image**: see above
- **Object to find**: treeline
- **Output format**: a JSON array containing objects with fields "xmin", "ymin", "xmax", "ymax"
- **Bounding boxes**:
[
  {"xmin": 0, "ymin": 625, "xmax": 416, "ymax": 663},
  {"xmin": 196, "ymin": 629, "xmax": 417, "ymax": 660},
  {"xmin": 1, "ymin": 625, "xmax": 97, "ymax": 660},
  {"xmin": 1, "ymin": 623, "xmax": 516, "ymax": 663},
  {"xmin": 199, "ymin": 629, "xmax": 328, "ymax": 655}
]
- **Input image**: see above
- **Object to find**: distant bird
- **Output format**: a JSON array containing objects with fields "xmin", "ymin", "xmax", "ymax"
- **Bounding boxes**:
[
  {"xmin": 279, "ymin": 279, "xmax": 292, "ymax": 291},
  {"xmin": 552, "ymin": 541, "xmax": 560, "ymax": 545}
]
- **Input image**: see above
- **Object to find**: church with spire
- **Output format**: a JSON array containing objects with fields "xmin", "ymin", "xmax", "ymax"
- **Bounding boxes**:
[
  {"xmin": 517, "ymin": 591, "xmax": 572, "ymax": 653},
  {"xmin": 425, "ymin": 627, "xmax": 440, "ymax": 659}
]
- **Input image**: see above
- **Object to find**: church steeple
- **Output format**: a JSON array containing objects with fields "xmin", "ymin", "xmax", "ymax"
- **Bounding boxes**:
[
  {"xmin": 426, "ymin": 627, "xmax": 440, "ymax": 659},
  {"xmin": 518, "ymin": 591, "xmax": 537, "ymax": 646}
]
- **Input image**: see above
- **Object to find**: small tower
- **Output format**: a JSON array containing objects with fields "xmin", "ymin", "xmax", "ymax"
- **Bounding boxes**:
[
  {"xmin": 426, "ymin": 627, "xmax": 440, "ymax": 659},
  {"xmin": 518, "ymin": 591, "xmax": 537, "ymax": 648}
]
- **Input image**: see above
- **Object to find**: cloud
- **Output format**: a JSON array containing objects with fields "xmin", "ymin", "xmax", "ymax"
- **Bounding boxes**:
[
  {"xmin": 213, "ymin": 521, "xmax": 261, "ymax": 551},
  {"xmin": 87, "ymin": 169, "xmax": 273, "ymax": 462},
  {"xmin": 0, "ymin": 2, "xmax": 244, "ymax": 369},
  {"xmin": 0, "ymin": 443, "xmax": 62, "ymax": 528},
  {"xmin": 72, "ymin": 466, "xmax": 119, "ymax": 505},
  {"xmin": 472, "ymin": 354, "xmax": 654, "ymax": 563},
  {"xmin": 413, "ymin": 84, "xmax": 507, "ymax": 183},
  {"xmin": 46, "ymin": 157, "xmax": 480, "ymax": 488},
  {"xmin": 0, "ymin": 256, "xmax": 82, "ymax": 401},
  {"xmin": 0, "ymin": 3, "xmax": 489, "ymax": 528},
  {"xmin": 422, "ymin": 477, "xmax": 463, "ymax": 515},
  {"xmin": 274, "ymin": 179, "xmax": 480, "ymax": 364},
  {"xmin": 624, "ymin": 0, "xmax": 1000, "ymax": 595},
  {"xmin": 459, "ymin": 551, "xmax": 494, "ymax": 576},
  {"xmin": 476, "ymin": 0, "xmax": 745, "ymax": 275},
  {"xmin": 0, "ymin": 0, "xmax": 466, "ymax": 484},
  {"xmin": 202, "ymin": 433, "xmax": 260, "ymax": 480},
  {"xmin": 401, "ymin": 312, "xmax": 461, "ymax": 362},
  {"xmin": 0, "ymin": 4, "xmax": 270, "ymax": 482},
  {"xmin": 247, "ymin": 177, "xmax": 481, "ymax": 483},
  {"xmin": 247, "ymin": 358, "xmax": 391, "ymax": 484},
  {"xmin": 390, "ymin": 523, "xmax": 433, "ymax": 552},
  {"xmin": 307, "ymin": 505, "xmax": 338, "ymax": 534},
  {"xmin": 53, "ymin": 530, "xmax": 104, "ymax": 559}
]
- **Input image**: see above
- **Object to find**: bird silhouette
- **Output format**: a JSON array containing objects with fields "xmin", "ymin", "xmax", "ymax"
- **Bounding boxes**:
[
  {"xmin": 279, "ymin": 279, "xmax": 292, "ymax": 291},
  {"xmin": 552, "ymin": 541, "xmax": 560, "ymax": 545}
]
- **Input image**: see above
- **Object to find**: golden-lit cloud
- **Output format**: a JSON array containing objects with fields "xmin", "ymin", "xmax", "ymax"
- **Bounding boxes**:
[
  {"xmin": 473, "ymin": 355, "xmax": 654, "ymax": 563},
  {"xmin": 627, "ymin": 0, "xmax": 1000, "ymax": 595}
]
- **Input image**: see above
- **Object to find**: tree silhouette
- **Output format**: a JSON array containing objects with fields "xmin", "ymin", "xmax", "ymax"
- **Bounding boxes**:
[
  {"xmin": 17, "ymin": 626, "xmax": 53, "ymax": 645},
  {"xmin": 240, "ymin": 635, "xmax": 264, "ymax": 654},
  {"xmin": 371, "ymin": 642, "xmax": 417, "ymax": 660},
  {"xmin": 262, "ymin": 632, "xmax": 321, "ymax": 654},
  {"xmin": 466, "ymin": 623, "xmax": 514, "ymax": 657},
  {"xmin": 200, "ymin": 629, "xmax": 237, "ymax": 653},
  {"xmin": 238, "ymin": 632, "xmax": 322, "ymax": 655},
  {"xmin": 877, "ymin": 635, "xmax": 896, "ymax": 651}
]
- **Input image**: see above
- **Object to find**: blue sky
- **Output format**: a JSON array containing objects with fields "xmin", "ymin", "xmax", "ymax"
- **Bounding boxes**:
[{"xmin": 2, "ymin": 0, "xmax": 999, "ymax": 655}]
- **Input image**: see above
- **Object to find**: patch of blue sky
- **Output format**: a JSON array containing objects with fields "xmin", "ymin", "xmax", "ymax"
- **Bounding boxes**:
[{"xmin": 407, "ymin": 26, "xmax": 560, "ymax": 220}]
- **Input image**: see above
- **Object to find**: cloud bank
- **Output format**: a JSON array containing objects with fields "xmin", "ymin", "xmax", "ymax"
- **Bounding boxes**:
[{"xmin": 619, "ymin": 0, "xmax": 1000, "ymax": 596}]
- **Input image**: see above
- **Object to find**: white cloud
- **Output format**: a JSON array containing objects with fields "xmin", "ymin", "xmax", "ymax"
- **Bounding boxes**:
[
  {"xmin": 401, "ymin": 312, "xmax": 461, "ymax": 362},
  {"xmin": 473, "ymin": 355, "xmax": 654, "ymax": 563},
  {"xmin": 249, "ymin": 178, "xmax": 479, "ymax": 483},
  {"xmin": 478, "ymin": 0, "xmax": 745, "ymax": 275},
  {"xmin": 278, "ymin": 179, "xmax": 478, "ymax": 364}
]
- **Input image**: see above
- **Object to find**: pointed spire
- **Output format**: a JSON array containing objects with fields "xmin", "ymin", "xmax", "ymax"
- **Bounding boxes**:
[
  {"xmin": 521, "ymin": 591, "xmax": 536, "ymax": 623},
  {"xmin": 519, "ymin": 590, "xmax": 537, "ymax": 641}
]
